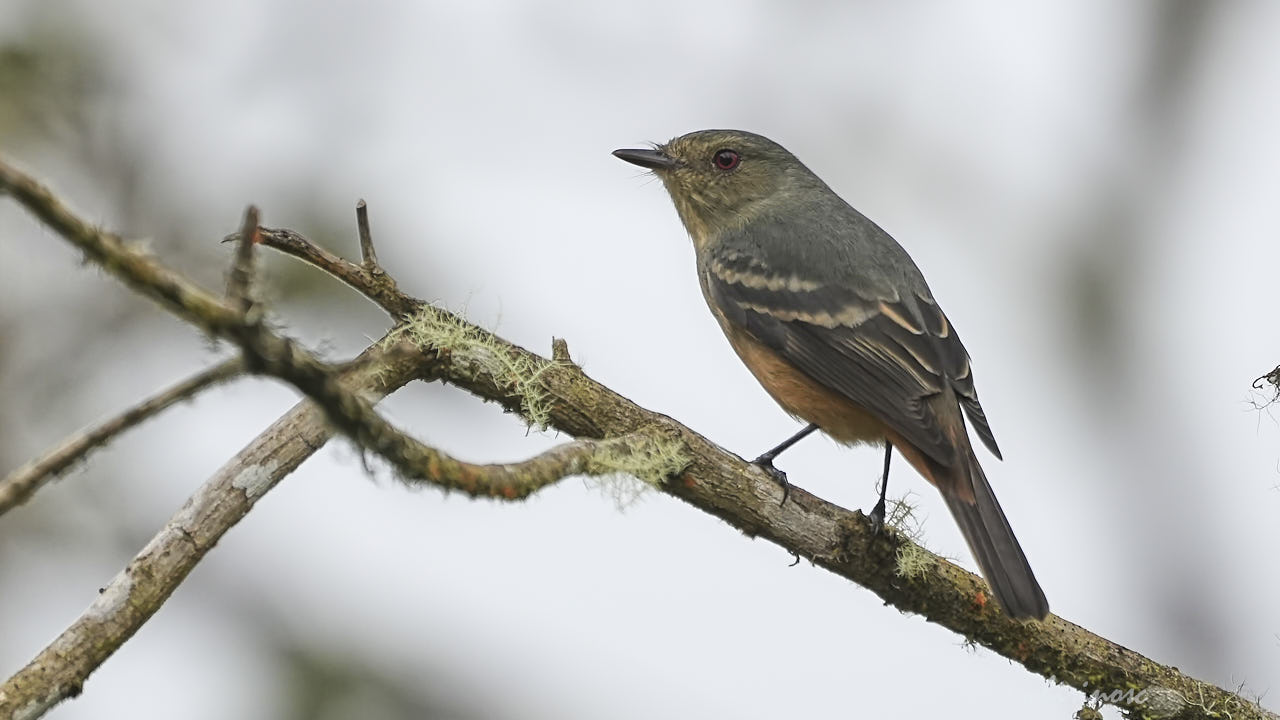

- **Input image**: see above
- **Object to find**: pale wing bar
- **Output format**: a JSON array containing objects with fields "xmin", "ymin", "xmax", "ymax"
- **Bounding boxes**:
[{"xmin": 708, "ymin": 257, "xmax": 1000, "ymax": 466}]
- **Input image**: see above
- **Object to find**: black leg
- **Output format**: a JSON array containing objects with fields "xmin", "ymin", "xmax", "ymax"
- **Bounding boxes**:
[
  {"xmin": 751, "ymin": 423, "xmax": 819, "ymax": 506},
  {"xmin": 754, "ymin": 423, "xmax": 818, "ymax": 465},
  {"xmin": 868, "ymin": 442, "xmax": 892, "ymax": 533}
]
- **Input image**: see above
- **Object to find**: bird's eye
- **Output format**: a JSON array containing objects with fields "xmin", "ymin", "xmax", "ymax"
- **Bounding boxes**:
[{"xmin": 713, "ymin": 149, "xmax": 740, "ymax": 171}]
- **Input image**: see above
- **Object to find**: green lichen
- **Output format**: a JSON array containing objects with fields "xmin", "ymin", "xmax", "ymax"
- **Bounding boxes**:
[
  {"xmin": 388, "ymin": 306, "xmax": 560, "ymax": 429},
  {"xmin": 895, "ymin": 539, "xmax": 936, "ymax": 581},
  {"xmin": 583, "ymin": 432, "xmax": 692, "ymax": 510},
  {"xmin": 886, "ymin": 493, "xmax": 938, "ymax": 580}
]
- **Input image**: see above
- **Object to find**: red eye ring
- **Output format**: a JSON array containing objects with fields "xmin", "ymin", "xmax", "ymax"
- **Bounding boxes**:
[{"xmin": 713, "ymin": 149, "xmax": 740, "ymax": 171}]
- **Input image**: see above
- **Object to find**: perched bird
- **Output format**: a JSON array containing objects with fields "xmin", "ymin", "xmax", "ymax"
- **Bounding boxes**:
[{"xmin": 613, "ymin": 130, "xmax": 1048, "ymax": 619}]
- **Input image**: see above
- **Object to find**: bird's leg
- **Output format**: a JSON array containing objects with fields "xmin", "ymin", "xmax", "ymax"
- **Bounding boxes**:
[
  {"xmin": 754, "ymin": 423, "xmax": 818, "ymax": 466},
  {"xmin": 869, "ymin": 442, "xmax": 893, "ymax": 533},
  {"xmin": 751, "ymin": 423, "xmax": 819, "ymax": 506}
]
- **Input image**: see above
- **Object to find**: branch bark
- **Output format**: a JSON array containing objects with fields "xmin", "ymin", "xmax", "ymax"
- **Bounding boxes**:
[
  {"xmin": 0, "ymin": 357, "xmax": 243, "ymax": 516},
  {"xmin": 1, "ymin": 156, "xmax": 1272, "ymax": 720},
  {"xmin": 401, "ymin": 303, "xmax": 1271, "ymax": 720},
  {"xmin": 0, "ymin": 341, "xmax": 416, "ymax": 719}
]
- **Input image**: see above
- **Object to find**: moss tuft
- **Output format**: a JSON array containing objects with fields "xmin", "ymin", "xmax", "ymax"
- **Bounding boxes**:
[
  {"xmin": 894, "ymin": 539, "xmax": 936, "ymax": 581},
  {"xmin": 583, "ymin": 432, "xmax": 692, "ymax": 510},
  {"xmin": 389, "ymin": 307, "xmax": 560, "ymax": 429}
]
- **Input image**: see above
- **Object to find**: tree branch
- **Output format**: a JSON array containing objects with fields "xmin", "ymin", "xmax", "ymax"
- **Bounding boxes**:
[
  {"xmin": 355, "ymin": 199, "xmax": 379, "ymax": 272},
  {"xmin": 256, "ymin": 216, "xmax": 1274, "ymax": 720},
  {"xmin": 395, "ymin": 431, "xmax": 686, "ymax": 500},
  {"xmin": 1, "ymin": 156, "xmax": 1272, "ymax": 720},
  {"xmin": 0, "ymin": 341, "xmax": 417, "ymax": 719},
  {"xmin": 0, "ymin": 357, "xmax": 244, "ymax": 516},
  {"xmin": 223, "ymin": 218, "xmax": 417, "ymax": 318},
  {"xmin": 396, "ymin": 304, "xmax": 1272, "ymax": 720},
  {"xmin": 0, "ymin": 158, "xmax": 245, "ymax": 341},
  {"xmin": 225, "ymin": 205, "xmax": 259, "ymax": 314}
]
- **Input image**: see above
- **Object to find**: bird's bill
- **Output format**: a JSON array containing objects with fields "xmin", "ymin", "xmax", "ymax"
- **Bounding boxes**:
[{"xmin": 612, "ymin": 148, "xmax": 678, "ymax": 170}]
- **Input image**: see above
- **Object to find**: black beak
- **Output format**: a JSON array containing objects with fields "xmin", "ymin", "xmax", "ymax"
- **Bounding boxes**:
[{"xmin": 612, "ymin": 147, "xmax": 678, "ymax": 171}]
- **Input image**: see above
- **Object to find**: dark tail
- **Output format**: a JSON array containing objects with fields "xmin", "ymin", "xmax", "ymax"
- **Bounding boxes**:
[{"xmin": 941, "ymin": 452, "xmax": 1049, "ymax": 620}]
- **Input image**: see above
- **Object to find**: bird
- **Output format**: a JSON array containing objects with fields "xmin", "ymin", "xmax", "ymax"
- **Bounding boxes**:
[{"xmin": 613, "ymin": 129, "xmax": 1049, "ymax": 619}]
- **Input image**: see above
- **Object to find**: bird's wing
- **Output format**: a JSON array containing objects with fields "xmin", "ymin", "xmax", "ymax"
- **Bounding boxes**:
[{"xmin": 704, "ymin": 240, "xmax": 1000, "ymax": 466}]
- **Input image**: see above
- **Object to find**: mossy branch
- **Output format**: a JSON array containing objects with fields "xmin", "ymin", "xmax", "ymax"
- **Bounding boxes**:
[
  {"xmin": 0, "ymin": 156, "xmax": 1273, "ymax": 720},
  {"xmin": 396, "ymin": 431, "xmax": 689, "ymax": 500},
  {"xmin": 388, "ymin": 308, "xmax": 1273, "ymax": 720}
]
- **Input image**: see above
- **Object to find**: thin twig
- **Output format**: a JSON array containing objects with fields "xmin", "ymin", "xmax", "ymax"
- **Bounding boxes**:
[
  {"xmin": 356, "ymin": 199, "xmax": 379, "ymax": 272},
  {"xmin": 229, "ymin": 225, "xmax": 416, "ymax": 316},
  {"xmin": 226, "ymin": 205, "xmax": 259, "ymax": 314},
  {"xmin": 230, "ymin": 226, "xmax": 351, "ymax": 282},
  {"xmin": 222, "ymin": 201, "xmax": 412, "ymax": 318},
  {"xmin": 0, "ymin": 358, "xmax": 244, "ymax": 516}
]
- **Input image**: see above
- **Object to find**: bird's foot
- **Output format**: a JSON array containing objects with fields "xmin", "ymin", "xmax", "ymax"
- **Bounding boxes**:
[
  {"xmin": 751, "ymin": 454, "xmax": 790, "ymax": 506},
  {"xmin": 868, "ymin": 496, "xmax": 887, "ymax": 535}
]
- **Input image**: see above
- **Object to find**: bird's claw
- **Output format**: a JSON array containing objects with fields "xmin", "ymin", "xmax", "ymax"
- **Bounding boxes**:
[
  {"xmin": 868, "ymin": 497, "xmax": 887, "ymax": 535},
  {"xmin": 751, "ymin": 455, "xmax": 790, "ymax": 506}
]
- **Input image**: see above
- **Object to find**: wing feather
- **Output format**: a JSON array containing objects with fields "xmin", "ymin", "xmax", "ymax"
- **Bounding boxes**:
[{"xmin": 706, "ymin": 244, "xmax": 1000, "ymax": 464}]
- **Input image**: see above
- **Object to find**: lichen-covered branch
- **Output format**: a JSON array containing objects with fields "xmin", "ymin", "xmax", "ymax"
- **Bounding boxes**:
[
  {"xmin": 396, "ymin": 432, "xmax": 688, "ymax": 500},
  {"xmin": 1, "ymin": 156, "xmax": 1273, "ymax": 720},
  {"xmin": 395, "ymin": 304, "xmax": 1274, "ymax": 720},
  {"xmin": 0, "ymin": 357, "xmax": 244, "ymax": 516},
  {"xmin": 0, "ymin": 163, "xmax": 692, "ymax": 718},
  {"xmin": 2, "ymin": 165, "xmax": 607, "ymax": 506},
  {"xmin": 248, "ymin": 219, "xmax": 1273, "ymax": 717}
]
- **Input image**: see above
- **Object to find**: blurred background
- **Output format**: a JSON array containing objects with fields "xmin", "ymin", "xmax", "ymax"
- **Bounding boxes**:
[{"xmin": 2, "ymin": 1, "xmax": 1278, "ymax": 718}]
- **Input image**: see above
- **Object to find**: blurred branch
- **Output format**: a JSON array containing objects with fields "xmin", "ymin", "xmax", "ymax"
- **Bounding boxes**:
[
  {"xmin": 225, "ymin": 205, "xmax": 259, "ymax": 315},
  {"xmin": 0, "ymin": 340, "xmax": 418, "ymax": 720},
  {"xmin": 0, "ymin": 357, "xmax": 243, "ymax": 516},
  {"xmin": 0, "ymin": 157, "xmax": 1273, "ymax": 720}
]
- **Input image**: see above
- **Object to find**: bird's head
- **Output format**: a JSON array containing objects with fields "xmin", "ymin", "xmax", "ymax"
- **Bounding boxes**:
[{"xmin": 614, "ymin": 129, "xmax": 825, "ymax": 246}]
